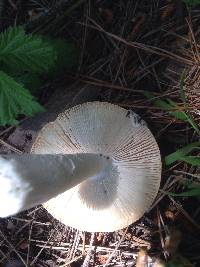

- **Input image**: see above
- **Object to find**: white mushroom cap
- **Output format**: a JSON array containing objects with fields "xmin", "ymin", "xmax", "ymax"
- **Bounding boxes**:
[{"xmin": 31, "ymin": 102, "xmax": 161, "ymax": 232}]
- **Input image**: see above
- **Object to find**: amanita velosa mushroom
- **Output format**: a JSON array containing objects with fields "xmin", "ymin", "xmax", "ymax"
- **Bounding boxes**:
[{"xmin": 0, "ymin": 102, "xmax": 161, "ymax": 232}]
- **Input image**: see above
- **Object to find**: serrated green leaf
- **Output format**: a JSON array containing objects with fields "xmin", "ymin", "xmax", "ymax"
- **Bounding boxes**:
[
  {"xmin": 0, "ymin": 71, "xmax": 45, "ymax": 125},
  {"xmin": 0, "ymin": 26, "xmax": 57, "ymax": 73},
  {"xmin": 165, "ymin": 142, "xmax": 200, "ymax": 166},
  {"xmin": 15, "ymin": 72, "xmax": 43, "ymax": 95}
]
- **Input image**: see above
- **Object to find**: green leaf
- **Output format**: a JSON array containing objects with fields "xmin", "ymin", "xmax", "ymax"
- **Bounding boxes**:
[
  {"xmin": 181, "ymin": 0, "xmax": 200, "ymax": 6},
  {"xmin": 143, "ymin": 91, "xmax": 172, "ymax": 110},
  {"xmin": 143, "ymin": 91, "xmax": 200, "ymax": 134},
  {"xmin": 179, "ymin": 71, "xmax": 200, "ymax": 134},
  {"xmin": 15, "ymin": 72, "xmax": 43, "ymax": 95},
  {"xmin": 179, "ymin": 70, "xmax": 187, "ymax": 106},
  {"xmin": 0, "ymin": 26, "xmax": 57, "ymax": 73},
  {"xmin": 0, "ymin": 71, "xmax": 45, "ymax": 125},
  {"xmin": 49, "ymin": 39, "xmax": 79, "ymax": 72},
  {"xmin": 184, "ymin": 112, "xmax": 200, "ymax": 134},
  {"xmin": 180, "ymin": 156, "xmax": 200, "ymax": 166},
  {"xmin": 46, "ymin": 38, "xmax": 78, "ymax": 76},
  {"xmin": 161, "ymin": 188, "xmax": 200, "ymax": 197},
  {"xmin": 143, "ymin": 91, "xmax": 187, "ymax": 120},
  {"xmin": 165, "ymin": 142, "xmax": 200, "ymax": 166},
  {"xmin": 161, "ymin": 181, "xmax": 200, "ymax": 198}
]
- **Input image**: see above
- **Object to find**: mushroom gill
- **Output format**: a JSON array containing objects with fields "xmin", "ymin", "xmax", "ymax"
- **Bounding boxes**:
[{"xmin": 31, "ymin": 102, "xmax": 161, "ymax": 232}]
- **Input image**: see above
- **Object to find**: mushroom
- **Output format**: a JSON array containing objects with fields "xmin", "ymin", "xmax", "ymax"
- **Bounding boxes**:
[
  {"xmin": 0, "ymin": 153, "xmax": 109, "ymax": 218},
  {"xmin": 0, "ymin": 102, "xmax": 161, "ymax": 232}
]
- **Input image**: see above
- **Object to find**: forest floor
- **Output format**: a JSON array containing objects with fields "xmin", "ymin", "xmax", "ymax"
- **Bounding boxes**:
[{"xmin": 0, "ymin": 1, "xmax": 199, "ymax": 266}]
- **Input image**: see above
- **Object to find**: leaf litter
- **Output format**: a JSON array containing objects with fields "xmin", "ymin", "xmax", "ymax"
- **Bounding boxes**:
[{"xmin": 0, "ymin": 0, "xmax": 200, "ymax": 266}]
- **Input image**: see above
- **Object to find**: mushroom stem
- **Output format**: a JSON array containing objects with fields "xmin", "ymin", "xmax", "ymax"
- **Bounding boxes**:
[{"xmin": 0, "ymin": 153, "xmax": 109, "ymax": 218}]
